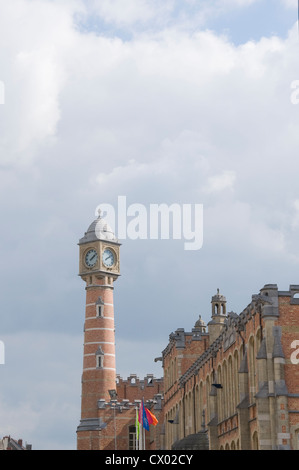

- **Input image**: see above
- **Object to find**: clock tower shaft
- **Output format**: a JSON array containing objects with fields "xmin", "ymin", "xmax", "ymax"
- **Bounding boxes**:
[
  {"xmin": 77, "ymin": 212, "xmax": 120, "ymax": 450},
  {"xmin": 82, "ymin": 275, "xmax": 116, "ymax": 408}
]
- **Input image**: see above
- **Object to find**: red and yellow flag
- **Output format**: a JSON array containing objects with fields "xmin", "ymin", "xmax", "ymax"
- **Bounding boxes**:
[{"xmin": 145, "ymin": 408, "xmax": 158, "ymax": 426}]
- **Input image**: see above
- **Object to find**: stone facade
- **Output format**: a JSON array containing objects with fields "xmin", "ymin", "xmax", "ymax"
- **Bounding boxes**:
[
  {"xmin": 161, "ymin": 284, "xmax": 299, "ymax": 450},
  {"xmin": 77, "ymin": 374, "xmax": 164, "ymax": 451},
  {"xmin": 76, "ymin": 214, "xmax": 299, "ymax": 451},
  {"xmin": 0, "ymin": 437, "xmax": 32, "ymax": 450}
]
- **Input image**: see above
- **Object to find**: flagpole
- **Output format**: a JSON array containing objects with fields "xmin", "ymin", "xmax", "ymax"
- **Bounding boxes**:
[
  {"xmin": 139, "ymin": 402, "xmax": 143, "ymax": 451},
  {"xmin": 135, "ymin": 407, "xmax": 138, "ymax": 451},
  {"xmin": 143, "ymin": 397, "xmax": 145, "ymax": 450}
]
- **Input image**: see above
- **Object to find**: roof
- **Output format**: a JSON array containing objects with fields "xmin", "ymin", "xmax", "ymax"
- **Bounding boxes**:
[
  {"xmin": 211, "ymin": 288, "xmax": 226, "ymax": 303},
  {"xmin": 171, "ymin": 431, "xmax": 209, "ymax": 451},
  {"xmin": 79, "ymin": 209, "xmax": 119, "ymax": 245}
]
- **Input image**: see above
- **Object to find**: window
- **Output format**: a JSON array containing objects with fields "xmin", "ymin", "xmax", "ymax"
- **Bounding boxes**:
[
  {"xmin": 96, "ymin": 304, "xmax": 103, "ymax": 317},
  {"xmin": 96, "ymin": 297, "xmax": 104, "ymax": 317},
  {"xmin": 97, "ymin": 355, "xmax": 103, "ymax": 368},
  {"xmin": 252, "ymin": 431, "xmax": 259, "ymax": 450},
  {"xmin": 130, "ymin": 375, "xmax": 136, "ymax": 385},
  {"xmin": 95, "ymin": 346, "xmax": 104, "ymax": 368},
  {"xmin": 129, "ymin": 425, "xmax": 137, "ymax": 450},
  {"xmin": 248, "ymin": 337, "xmax": 256, "ymax": 403}
]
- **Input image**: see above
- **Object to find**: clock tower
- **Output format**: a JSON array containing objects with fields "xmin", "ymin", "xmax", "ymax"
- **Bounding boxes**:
[{"xmin": 76, "ymin": 209, "xmax": 121, "ymax": 450}]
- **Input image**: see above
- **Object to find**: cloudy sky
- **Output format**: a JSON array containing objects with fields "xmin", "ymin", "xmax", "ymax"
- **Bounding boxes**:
[{"xmin": 0, "ymin": 0, "xmax": 299, "ymax": 450}]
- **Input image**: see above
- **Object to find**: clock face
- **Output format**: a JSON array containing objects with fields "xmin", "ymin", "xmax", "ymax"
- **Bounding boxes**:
[
  {"xmin": 85, "ymin": 249, "xmax": 98, "ymax": 268},
  {"xmin": 102, "ymin": 248, "xmax": 115, "ymax": 268}
]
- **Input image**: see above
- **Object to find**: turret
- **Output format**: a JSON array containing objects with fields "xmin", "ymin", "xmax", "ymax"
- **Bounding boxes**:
[{"xmin": 208, "ymin": 289, "xmax": 227, "ymax": 344}]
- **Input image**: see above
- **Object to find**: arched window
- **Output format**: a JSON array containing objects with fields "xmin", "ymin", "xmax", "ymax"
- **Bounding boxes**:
[
  {"xmin": 96, "ymin": 296, "xmax": 104, "ymax": 317},
  {"xmin": 165, "ymin": 412, "xmax": 170, "ymax": 448},
  {"xmin": 248, "ymin": 337, "xmax": 256, "ymax": 403},
  {"xmin": 165, "ymin": 368, "xmax": 168, "ymax": 390},
  {"xmin": 129, "ymin": 425, "xmax": 137, "ymax": 450},
  {"xmin": 217, "ymin": 365, "xmax": 223, "ymax": 421},
  {"xmin": 184, "ymin": 393, "xmax": 189, "ymax": 435},
  {"xmin": 199, "ymin": 381, "xmax": 204, "ymax": 429},
  {"xmin": 171, "ymin": 409, "xmax": 175, "ymax": 448},
  {"xmin": 191, "ymin": 389, "xmax": 195, "ymax": 434},
  {"xmin": 95, "ymin": 346, "xmax": 104, "ymax": 369},
  {"xmin": 256, "ymin": 328, "xmax": 262, "ymax": 355},
  {"xmin": 179, "ymin": 399, "xmax": 184, "ymax": 439},
  {"xmin": 174, "ymin": 404, "xmax": 179, "ymax": 442},
  {"xmin": 222, "ymin": 361, "xmax": 228, "ymax": 418},
  {"xmin": 228, "ymin": 356, "xmax": 233, "ymax": 416},
  {"xmin": 195, "ymin": 384, "xmax": 200, "ymax": 432},
  {"xmin": 233, "ymin": 349, "xmax": 240, "ymax": 408},
  {"xmin": 188, "ymin": 391, "xmax": 193, "ymax": 435},
  {"xmin": 170, "ymin": 361, "xmax": 173, "ymax": 386},
  {"xmin": 206, "ymin": 376, "xmax": 211, "ymax": 423},
  {"xmin": 252, "ymin": 431, "xmax": 259, "ymax": 450}
]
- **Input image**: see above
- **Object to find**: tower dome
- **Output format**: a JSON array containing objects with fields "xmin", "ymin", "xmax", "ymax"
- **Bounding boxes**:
[
  {"xmin": 194, "ymin": 315, "xmax": 206, "ymax": 333},
  {"xmin": 79, "ymin": 208, "xmax": 118, "ymax": 245},
  {"xmin": 211, "ymin": 288, "xmax": 226, "ymax": 304}
]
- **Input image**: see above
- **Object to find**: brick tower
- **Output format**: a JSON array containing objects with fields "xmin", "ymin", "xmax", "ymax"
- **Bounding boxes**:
[{"xmin": 77, "ymin": 209, "xmax": 121, "ymax": 450}]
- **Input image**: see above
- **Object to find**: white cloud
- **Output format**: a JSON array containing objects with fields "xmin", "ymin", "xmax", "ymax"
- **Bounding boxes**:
[
  {"xmin": 82, "ymin": 0, "xmax": 262, "ymax": 31},
  {"xmin": 0, "ymin": 0, "xmax": 81, "ymax": 166},
  {"xmin": 280, "ymin": 0, "xmax": 298, "ymax": 8},
  {"xmin": 203, "ymin": 170, "xmax": 236, "ymax": 194},
  {"xmin": 292, "ymin": 199, "xmax": 299, "ymax": 228},
  {"xmin": 0, "ymin": 396, "xmax": 40, "ymax": 440},
  {"xmin": 87, "ymin": 0, "xmax": 171, "ymax": 26},
  {"xmin": 0, "ymin": 331, "xmax": 82, "ymax": 450},
  {"xmin": 1, "ymin": 0, "xmax": 299, "ymax": 451}
]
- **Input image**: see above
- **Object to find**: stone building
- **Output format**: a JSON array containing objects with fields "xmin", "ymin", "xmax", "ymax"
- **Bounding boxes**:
[
  {"xmin": 161, "ymin": 284, "xmax": 299, "ymax": 450},
  {"xmin": 76, "ymin": 211, "xmax": 299, "ymax": 450},
  {"xmin": 0, "ymin": 436, "xmax": 32, "ymax": 450}
]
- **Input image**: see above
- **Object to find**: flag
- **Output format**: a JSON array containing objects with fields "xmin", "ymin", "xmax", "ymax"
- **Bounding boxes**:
[
  {"xmin": 138, "ymin": 400, "xmax": 158, "ymax": 430},
  {"xmin": 142, "ymin": 400, "xmax": 150, "ymax": 431},
  {"xmin": 145, "ymin": 407, "xmax": 158, "ymax": 426},
  {"xmin": 138, "ymin": 399, "xmax": 149, "ymax": 431},
  {"xmin": 135, "ymin": 407, "xmax": 140, "ymax": 440}
]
